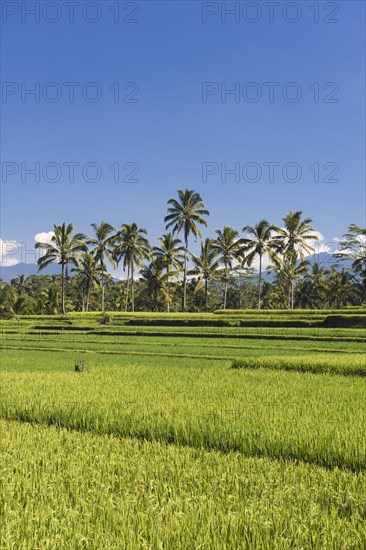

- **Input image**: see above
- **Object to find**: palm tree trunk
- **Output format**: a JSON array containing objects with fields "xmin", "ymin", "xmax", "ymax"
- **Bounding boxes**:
[
  {"xmin": 205, "ymin": 277, "xmax": 208, "ymax": 312},
  {"xmin": 182, "ymin": 240, "xmax": 188, "ymax": 312},
  {"xmin": 65, "ymin": 259, "xmax": 69, "ymax": 314},
  {"xmin": 61, "ymin": 261, "xmax": 65, "ymax": 314},
  {"xmin": 166, "ymin": 265, "xmax": 170, "ymax": 313},
  {"xmin": 154, "ymin": 286, "xmax": 158, "ymax": 312},
  {"xmin": 131, "ymin": 263, "xmax": 135, "ymax": 312},
  {"xmin": 223, "ymin": 265, "xmax": 228, "ymax": 309},
  {"xmin": 125, "ymin": 265, "xmax": 130, "ymax": 312},
  {"xmin": 258, "ymin": 254, "xmax": 262, "ymax": 309},
  {"xmin": 101, "ymin": 265, "xmax": 105, "ymax": 312},
  {"xmin": 86, "ymin": 285, "xmax": 90, "ymax": 312},
  {"xmin": 291, "ymin": 280, "xmax": 294, "ymax": 310}
]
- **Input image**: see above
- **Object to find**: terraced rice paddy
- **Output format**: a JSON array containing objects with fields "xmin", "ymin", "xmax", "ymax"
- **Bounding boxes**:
[{"xmin": 0, "ymin": 310, "xmax": 365, "ymax": 548}]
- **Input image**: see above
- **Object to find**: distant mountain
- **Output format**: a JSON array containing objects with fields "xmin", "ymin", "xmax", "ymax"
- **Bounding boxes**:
[
  {"xmin": 0, "ymin": 253, "xmax": 354, "ymax": 284},
  {"xmin": 0, "ymin": 262, "xmax": 60, "ymax": 282},
  {"xmin": 304, "ymin": 251, "xmax": 353, "ymax": 269},
  {"xmin": 263, "ymin": 252, "xmax": 353, "ymax": 281}
]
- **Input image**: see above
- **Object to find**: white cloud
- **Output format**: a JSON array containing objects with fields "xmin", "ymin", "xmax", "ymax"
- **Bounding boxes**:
[
  {"xmin": 0, "ymin": 239, "xmax": 20, "ymax": 266},
  {"xmin": 248, "ymin": 252, "xmax": 272, "ymax": 271},
  {"xmin": 331, "ymin": 233, "xmax": 366, "ymax": 257},
  {"xmin": 313, "ymin": 230, "xmax": 324, "ymax": 242},
  {"xmin": 34, "ymin": 231, "xmax": 54, "ymax": 244},
  {"xmin": 311, "ymin": 243, "xmax": 335, "ymax": 255},
  {"xmin": 303, "ymin": 230, "xmax": 325, "ymax": 256},
  {"xmin": 0, "ymin": 232, "xmax": 56, "ymax": 268}
]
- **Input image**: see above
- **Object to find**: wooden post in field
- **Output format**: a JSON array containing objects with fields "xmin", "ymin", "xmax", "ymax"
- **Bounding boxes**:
[{"xmin": 75, "ymin": 360, "xmax": 84, "ymax": 372}]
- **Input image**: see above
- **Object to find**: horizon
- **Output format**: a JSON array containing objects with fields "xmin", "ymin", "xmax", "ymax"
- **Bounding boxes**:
[
  {"xmin": 1, "ymin": 0, "xmax": 365, "ymax": 266},
  {"xmin": 0, "ymin": 205, "xmax": 354, "ymax": 278}
]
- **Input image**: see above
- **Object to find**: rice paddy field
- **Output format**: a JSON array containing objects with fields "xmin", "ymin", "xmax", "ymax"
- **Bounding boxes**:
[{"xmin": 1, "ymin": 309, "xmax": 366, "ymax": 549}]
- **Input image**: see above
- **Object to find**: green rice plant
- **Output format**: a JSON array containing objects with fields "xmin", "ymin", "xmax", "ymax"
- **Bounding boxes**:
[
  {"xmin": 231, "ymin": 354, "xmax": 366, "ymax": 377},
  {"xmin": 1, "ymin": 354, "xmax": 365, "ymax": 471},
  {"xmin": 1, "ymin": 310, "xmax": 366, "ymax": 547},
  {"xmin": 214, "ymin": 308, "xmax": 366, "ymax": 315},
  {"xmin": 3, "ymin": 321, "xmax": 366, "ymax": 341},
  {"xmin": 1, "ymin": 325, "xmax": 365, "ymax": 370},
  {"xmin": 1, "ymin": 420, "xmax": 366, "ymax": 549}
]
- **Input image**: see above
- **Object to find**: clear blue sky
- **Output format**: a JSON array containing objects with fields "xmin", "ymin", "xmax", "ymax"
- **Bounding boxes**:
[{"xmin": 1, "ymin": 0, "xmax": 365, "ymax": 262}]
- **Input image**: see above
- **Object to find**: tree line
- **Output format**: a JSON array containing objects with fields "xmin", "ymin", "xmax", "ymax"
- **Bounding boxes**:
[{"xmin": 1, "ymin": 190, "xmax": 365, "ymax": 316}]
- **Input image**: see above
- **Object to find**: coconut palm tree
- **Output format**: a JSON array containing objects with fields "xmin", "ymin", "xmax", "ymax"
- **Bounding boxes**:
[
  {"xmin": 165, "ymin": 189, "xmax": 209, "ymax": 311},
  {"xmin": 113, "ymin": 223, "xmax": 150, "ymax": 311},
  {"xmin": 139, "ymin": 258, "xmax": 170, "ymax": 311},
  {"xmin": 334, "ymin": 224, "xmax": 366, "ymax": 278},
  {"xmin": 153, "ymin": 233, "xmax": 185, "ymax": 312},
  {"xmin": 306, "ymin": 262, "xmax": 328, "ymax": 307},
  {"xmin": 112, "ymin": 281, "xmax": 127, "ymax": 312},
  {"xmin": 11, "ymin": 295, "xmax": 35, "ymax": 315},
  {"xmin": 190, "ymin": 238, "xmax": 221, "ymax": 311},
  {"xmin": 10, "ymin": 275, "xmax": 27, "ymax": 294},
  {"xmin": 242, "ymin": 220, "xmax": 275, "ymax": 309},
  {"xmin": 257, "ymin": 280, "xmax": 275, "ymax": 309},
  {"xmin": 35, "ymin": 223, "xmax": 87, "ymax": 314},
  {"xmin": 87, "ymin": 222, "xmax": 116, "ymax": 312},
  {"xmin": 326, "ymin": 267, "xmax": 359, "ymax": 308},
  {"xmin": 268, "ymin": 252, "xmax": 309, "ymax": 309},
  {"xmin": 295, "ymin": 280, "xmax": 319, "ymax": 309},
  {"xmin": 72, "ymin": 253, "xmax": 103, "ymax": 311},
  {"xmin": 0, "ymin": 283, "xmax": 18, "ymax": 319},
  {"xmin": 274, "ymin": 210, "xmax": 318, "ymax": 260},
  {"xmin": 212, "ymin": 226, "xmax": 243, "ymax": 309},
  {"xmin": 226, "ymin": 266, "xmax": 257, "ymax": 310},
  {"xmin": 44, "ymin": 284, "xmax": 61, "ymax": 315}
]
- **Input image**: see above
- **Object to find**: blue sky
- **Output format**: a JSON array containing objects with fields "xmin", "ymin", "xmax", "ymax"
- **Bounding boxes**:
[{"xmin": 1, "ymin": 0, "xmax": 365, "ymax": 270}]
